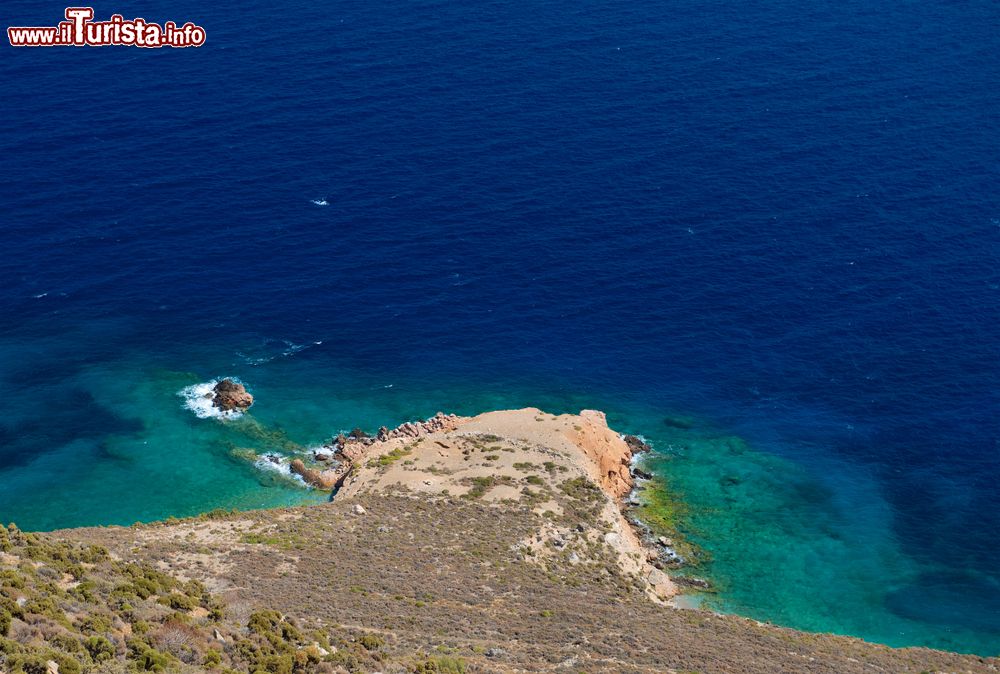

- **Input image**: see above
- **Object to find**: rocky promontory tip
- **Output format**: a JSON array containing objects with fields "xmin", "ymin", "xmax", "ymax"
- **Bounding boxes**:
[
  {"xmin": 289, "ymin": 459, "xmax": 339, "ymax": 489},
  {"xmin": 212, "ymin": 378, "xmax": 253, "ymax": 412}
]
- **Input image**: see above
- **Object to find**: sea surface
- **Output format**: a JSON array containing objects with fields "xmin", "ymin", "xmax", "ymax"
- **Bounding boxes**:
[{"xmin": 2, "ymin": 0, "xmax": 999, "ymax": 656}]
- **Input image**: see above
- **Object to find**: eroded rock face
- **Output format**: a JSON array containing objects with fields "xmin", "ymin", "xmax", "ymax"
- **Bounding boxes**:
[
  {"xmin": 212, "ymin": 379, "xmax": 253, "ymax": 412},
  {"xmin": 571, "ymin": 410, "xmax": 635, "ymax": 500},
  {"xmin": 646, "ymin": 567, "xmax": 678, "ymax": 599}
]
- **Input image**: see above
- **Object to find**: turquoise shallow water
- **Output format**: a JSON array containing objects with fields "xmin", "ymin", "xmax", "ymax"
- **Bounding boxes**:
[
  {"xmin": 633, "ymin": 420, "xmax": 991, "ymax": 653},
  {"xmin": 0, "ymin": 314, "xmax": 995, "ymax": 654}
]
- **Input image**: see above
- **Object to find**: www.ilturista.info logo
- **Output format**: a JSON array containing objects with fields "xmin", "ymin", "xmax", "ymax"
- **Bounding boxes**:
[{"xmin": 8, "ymin": 7, "xmax": 206, "ymax": 48}]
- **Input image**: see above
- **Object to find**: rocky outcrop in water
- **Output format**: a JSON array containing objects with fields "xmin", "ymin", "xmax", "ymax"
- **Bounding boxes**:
[
  {"xmin": 315, "ymin": 413, "xmax": 466, "ymax": 490},
  {"xmin": 212, "ymin": 379, "xmax": 253, "ymax": 412},
  {"xmin": 290, "ymin": 459, "xmax": 340, "ymax": 489},
  {"xmin": 623, "ymin": 434, "xmax": 652, "ymax": 455}
]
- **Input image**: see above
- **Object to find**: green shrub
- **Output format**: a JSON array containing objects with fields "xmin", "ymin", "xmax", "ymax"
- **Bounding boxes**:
[
  {"xmin": 412, "ymin": 656, "xmax": 467, "ymax": 674},
  {"xmin": 48, "ymin": 633, "xmax": 84, "ymax": 655},
  {"xmin": 85, "ymin": 635, "xmax": 116, "ymax": 662},
  {"xmin": 80, "ymin": 613, "xmax": 114, "ymax": 635},
  {"xmin": 368, "ymin": 446, "xmax": 412, "ymax": 468},
  {"xmin": 253, "ymin": 653, "xmax": 295, "ymax": 673},
  {"xmin": 161, "ymin": 592, "xmax": 198, "ymax": 611},
  {"xmin": 247, "ymin": 610, "xmax": 283, "ymax": 635},
  {"xmin": 69, "ymin": 580, "xmax": 97, "ymax": 602},
  {"xmin": 0, "ymin": 569, "xmax": 26, "ymax": 589},
  {"xmin": 203, "ymin": 647, "xmax": 223, "ymax": 668},
  {"xmin": 127, "ymin": 638, "xmax": 174, "ymax": 672},
  {"xmin": 9, "ymin": 652, "xmax": 81, "ymax": 674},
  {"xmin": 358, "ymin": 634, "xmax": 385, "ymax": 651},
  {"xmin": 12, "ymin": 654, "xmax": 54, "ymax": 674},
  {"xmin": 559, "ymin": 477, "xmax": 602, "ymax": 501}
]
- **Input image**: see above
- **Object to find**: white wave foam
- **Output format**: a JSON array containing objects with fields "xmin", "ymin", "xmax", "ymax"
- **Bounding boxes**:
[
  {"xmin": 237, "ymin": 339, "xmax": 318, "ymax": 366},
  {"xmin": 254, "ymin": 453, "xmax": 307, "ymax": 487},
  {"xmin": 178, "ymin": 379, "xmax": 244, "ymax": 420},
  {"xmin": 310, "ymin": 198, "xmax": 329, "ymax": 206},
  {"xmin": 282, "ymin": 341, "xmax": 308, "ymax": 357},
  {"xmin": 236, "ymin": 352, "xmax": 274, "ymax": 366}
]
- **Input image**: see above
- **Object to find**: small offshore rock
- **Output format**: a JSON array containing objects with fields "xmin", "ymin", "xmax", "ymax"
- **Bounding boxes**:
[{"xmin": 212, "ymin": 378, "xmax": 253, "ymax": 412}]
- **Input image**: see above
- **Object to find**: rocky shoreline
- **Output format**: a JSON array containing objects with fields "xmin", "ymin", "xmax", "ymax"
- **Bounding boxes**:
[
  {"xmin": 280, "ymin": 412, "xmax": 466, "ymax": 490},
  {"xmin": 234, "ymin": 407, "xmax": 701, "ymax": 601},
  {"xmin": 29, "ymin": 404, "xmax": 998, "ymax": 672},
  {"xmin": 228, "ymin": 401, "xmax": 704, "ymax": 600},
  {"xmin": 277, "ymin": 408, "xmax": 702, "ymax": 602}
]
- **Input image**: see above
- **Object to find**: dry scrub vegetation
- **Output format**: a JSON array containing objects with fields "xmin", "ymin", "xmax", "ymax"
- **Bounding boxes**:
[{"xmin": 51, "ymin": 494, "xmax": 999, "ymax": 674}]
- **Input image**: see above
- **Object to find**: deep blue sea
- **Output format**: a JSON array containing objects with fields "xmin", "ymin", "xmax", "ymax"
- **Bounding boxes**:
[{"xmin": 2, "ymin": 0, "xmax": 999, "ymax": 656}]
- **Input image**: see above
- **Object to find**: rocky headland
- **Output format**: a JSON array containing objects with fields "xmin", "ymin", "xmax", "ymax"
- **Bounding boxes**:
[{"xmin": 4, "ymin": 408, "xmax": 998, "ymax": 673}]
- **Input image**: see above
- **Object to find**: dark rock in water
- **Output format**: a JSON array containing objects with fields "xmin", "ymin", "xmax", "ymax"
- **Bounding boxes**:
[
  {"xmin": 212, "ymin": 379, "xmax": 253, "ymax": 412},
  {"xmin": 623, "ymin": 435, "xmax": 651, "ymax": 454},
  {"xmin": 674, "ymin": 576, "xmax": 711, "ymax": 590},
  {"xmin": 313, "ymin": 451, "xmax": 330, "ymax": 462},
  {"xmin": 663, "ymin": 415, "xmax": 695, "ymax": 430},
  {"xmin": 720, "ymin": 474, "xmax": 742, "ymax": 487},
  {"xmin": 632, "ymin": 467, "xmax": 653, "ymax": 480}
]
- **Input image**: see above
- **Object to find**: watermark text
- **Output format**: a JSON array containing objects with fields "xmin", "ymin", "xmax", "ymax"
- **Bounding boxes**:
[{"xmin": 8, "ymin": 7, "xmax": 206, "ymax": 47}]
